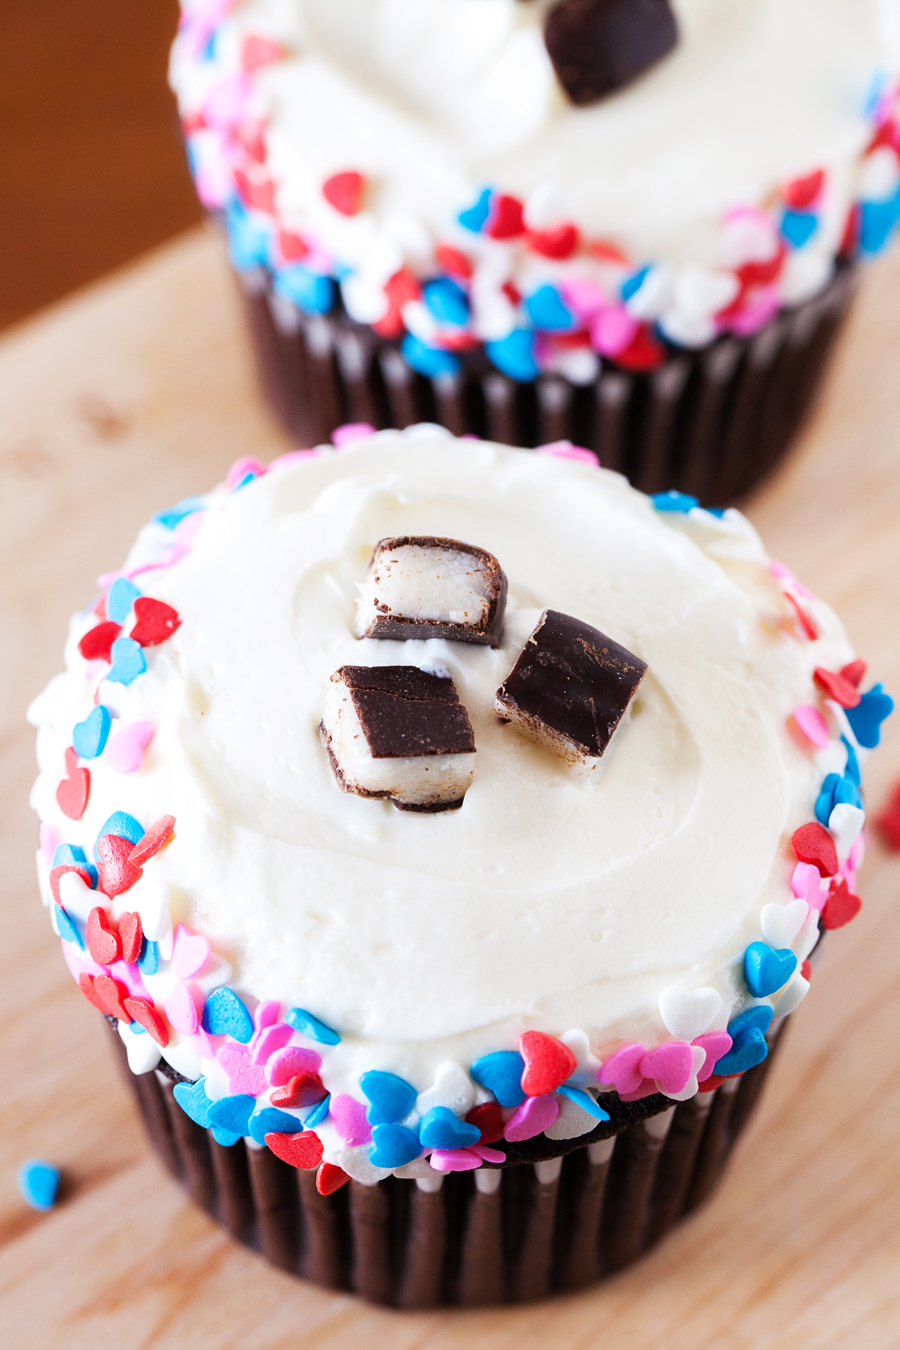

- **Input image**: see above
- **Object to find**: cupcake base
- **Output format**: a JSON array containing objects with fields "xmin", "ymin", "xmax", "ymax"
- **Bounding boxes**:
[
  {"xmin": 237, "ymin": 260, "xmax": 856, "ymax": 506},
  {"xmin": 111, "ymin": 1023, "xmax": 786, "ymax": 1307}
]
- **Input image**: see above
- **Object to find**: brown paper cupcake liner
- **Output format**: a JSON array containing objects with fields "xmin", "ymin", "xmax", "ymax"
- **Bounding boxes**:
[
  {"xmin": 110, "ymin": 1020, "xmax": 786, "ymax": 1307},
  {"xmin": 236, "ymin": 258, "xmax": 855, "ymax": 505}
]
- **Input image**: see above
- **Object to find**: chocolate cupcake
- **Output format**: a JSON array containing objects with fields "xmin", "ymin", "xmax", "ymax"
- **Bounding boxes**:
[
  {"xmin": 170, "ymin": 0, "xmax": 900, "ymax": 500},
  {"xmin": 28, "ymin": 428, "xmax": 893, "ymax": 1305}
]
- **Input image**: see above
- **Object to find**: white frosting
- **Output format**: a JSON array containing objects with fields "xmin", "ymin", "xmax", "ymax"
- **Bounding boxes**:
[
  {"xmin": 172, "ymin": 0, "xmax": 900, "ymax": 274},
  {"xmin": 30, "ymin": 429, "xmax": 858, "ymax": 1098}
]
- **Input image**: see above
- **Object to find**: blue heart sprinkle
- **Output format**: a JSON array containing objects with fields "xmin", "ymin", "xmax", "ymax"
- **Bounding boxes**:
[
  {"xmin": 523, "ymin": 284, "xmax": 575, "ymax": 332},
  {"xmin": 727, "ymin": 1004, "xmax": 774, "ymax": 1039},
  {"xmin": 860, "ymin": 188, "xmax": 900, "ymax": 256},
  {"xmin": 744, "ymin": 942, "xmax": 797, "ymax": 998},
  {"xmin": 152, "ymin": 496, "xmax": 205, "ymax": 531},
  {"xmin": 485, "ymin": 329, "xmax": 539, "ymax": 383},
  {"xmin": 207, "ymin": 1094, "xmax": 256, "ymax": 1138},
  {"xmin": 780, "ymin": 209, "xmax": 819, "ymax": 249},
  {"xmin": 202, "ymin": 988, "xmax": 254, "ymax": 1043},
  {"xmin": 72, "ymin": 705, "xmax": 111, "ymax": 760},
  {"xmin": 303, "ymin": 1094, "xmax": 331, "ymax": 1129},
  {"xmin": 470, "ymin": 1050, "xmax": 526, "ymax": 1108},
  {"xmin": 360, "ymin": 1070, "xmax": 418, "ymax": 1125},
  {"xmin": 458, "ymin": 186, "xmax": 492, "ymax": 234},
  {"xmin": 400, "ymin": 334, "xmax": 461, "ymax": 379},
  {"xmin": 620, "ymin": 264, "xmax": 650, "ymax": 303},
  {"xmin": 418, "ymin": 1106, "xmax": 481, "ymax": 1152},
  {"xmin": 842, "ymin": 735, "xmax": 861, "ymax": 785},
  {"xmin": 714, "ymin": 1027, "xmax": 768, "ymax": 1076},
  {"xmin": 368, "ymin": 1124, "xmax": 422, "ymax": 1170},
  {"xmin": 106, "ymin": 637, "xmax": 146, "ymax": 687},
  {"xmin": 815, "ymin": 773, "xmax": 840, "ymax": 826},
  {"xmin": 845, "ymin": 683, "xmax": 894, "ymax": 749},
  {"xmin": 55, "ymin": 905, "xmax": 84, "ymax": 950},
  {"xmin": 94, "ymin": 812, "xmax": 143, "ymax": 863},
  {"xmin": 211, "ymin": 1127, "xmax": 242, "ymax": 1147},
  {"xmin": 249, "ymin": 1107, "xmax": 302, "ymax": 1147},
  {"xmin": 138, "ymin": 938, "xmax": 158, "ymax": 976},
  {"xmin": 556, "ymin": 1085, "xmax": 610, "ymax": 1121},
  {"xmin": 273, "ymin": 264, "xmax": 334, "ymax": 317},
  {"xmin": 129, "ymin": 1020, "xmax": 146, "ymax": 1035},
  {"xmin": 705, "ymin": 507, "xmax": 727, "ymax": 519},
  {"xmin": 173, "ymin": 1078, "xmax": 213, "ymax": 1129},
  {"xmin": 652, "ymin": 490, "xmax": 699, "ymax": 514},
  {"xmin": 423, "ymin": 277, "xmax": 469, "ymax": 328},
  {"xmin": 52, "ymin": 844, "xmax": 98, "ymax": 888},
  {"xmin": 19, "ymin": 1159, "xmax": 60, "ymax": 1212},
  {"xmin": 106, "ymin": 578, "xmax": 141, "ymax": 625},
  {"xmin": 225, "ymin": 195, "xmax": 272, "ymax": 272},
  {"xmin": 285, "ymin": 1006, "xmax": 341, "ymax": 1046}
]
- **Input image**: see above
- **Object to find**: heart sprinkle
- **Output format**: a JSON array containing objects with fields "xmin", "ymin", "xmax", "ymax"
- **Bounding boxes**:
[
  {"xmin": 518, "ymin": 1031, "xmax": 577, "ymax": 1097},
  {"xmin": 130, "ymin": 598, "xmax": 182, "ymax": 647}
]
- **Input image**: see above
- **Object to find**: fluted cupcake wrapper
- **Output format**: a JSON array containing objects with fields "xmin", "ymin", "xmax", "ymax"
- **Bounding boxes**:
[
  {"xmin": 111, "ymin": 1022, "xmax": 785, "ymax": 1307},
  {"xmin": 236, "ymin": 258, "xmax": 855, "ymax": 506}
]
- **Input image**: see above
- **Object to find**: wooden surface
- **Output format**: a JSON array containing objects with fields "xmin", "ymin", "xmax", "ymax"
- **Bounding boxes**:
[
  {"xmin": 1, "ymin": 226, "xmax": 899, "ymax": 1349},
  {"xmin": 0, "ymin": 0, "xmax": 200, "ymax": 331}
]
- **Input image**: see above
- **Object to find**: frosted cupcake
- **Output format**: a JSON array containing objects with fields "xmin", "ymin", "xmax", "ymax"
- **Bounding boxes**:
[
  {"xmin": 28, "ymin": 428, "xmax": 892, "ymax": 1305},
  {"xmin": 170, "ymin": 0, "xmax": 900, "ymax": 499}
]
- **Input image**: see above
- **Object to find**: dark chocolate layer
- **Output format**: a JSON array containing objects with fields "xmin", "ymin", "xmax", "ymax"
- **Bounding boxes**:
[
  {"xmin": 340, "ymin": 666, "xmax": 475, "ymax": 758},
  {"xmin": 544, "ymin": 0, "xmax": 678, "ymax": 106}
]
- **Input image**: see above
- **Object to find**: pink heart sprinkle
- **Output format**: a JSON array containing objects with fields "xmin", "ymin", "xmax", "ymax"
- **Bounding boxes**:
[
  {"xmin": 253, "ymin": 999, "xmax": 281, "ymax": 1033},
  {"xmin": 591, "ymin": 304, "xmax": 638, "ymax": 357},
  {"xmin": 332, "ymin": 423, "xmax": 376, "ymax": 448},
  {"xmin": 172, "ymin": 925, "xmax": 210, "ymax": 979},
  {"xmin": 693, "ymin": 1032, "xmax": 733, "ymax": 1082},
  {"xmin": 792, "ymin": 862, "xmax": 825, "ymax": 908},
  {"xmin": 266, "ymin": 1045, "xmax": 322, "ymax": 1086},
  {"xmin": 225, "ymin": 455, "xmax": 268, "ymax": 489},
  {"xmin": 429, "ymin": 1149, "xmax": 482, "ymax": 1172},
  {"xmin": 330, "ymin": 1094, "xmax": 372, "ymax": 1147},
  {"xmin": 470, "ymin": 1144, "xmax": 506, "ymax": 1164},
  {"xmin": 250, "ymin": 1022, "xmax": 294, "ymax": 1065},
  {"xmin": 504, "ymin": 1094, "xmax": 559, "ymax": 1142},
  {"xmin": 165, "ymin": 981, "xmax": 200, "ymax": 1035},
  {"xmin": 640, "ymin": 1042, "xmax": 694, "ymax": 1094},
  {"xmin": 793, "ymin": 705, "xmax": 829, "ymax": 748},
  {"xmin": 535, "ymin": 440, "xmax": 596, "ymax": 465},
  {"xmin": 217, "ymin": 1044, "xmax": 267, "ymax": 1097},
  {"xmin": 598, "ymin": 1043, "xmax": 646, "ymax": 1096},
  {"xmin": 191, "ymin": 1027, "xmax": 222, "ymax": 1060},
  {"xmin": 106, "ymin": 721, "xmax": 155, "ymax": 774},
  {"xmin": 619, "ymin": 1079, "xmax": 659, "ymax": 1102}
]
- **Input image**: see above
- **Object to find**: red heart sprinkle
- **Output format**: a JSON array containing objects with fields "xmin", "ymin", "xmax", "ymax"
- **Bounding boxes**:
[
  {"xmin": 77, "ymin": 621, "xmax": 122, "ymax": 662},
  {"xmin": 435, "ymin": 244, "xmax": 473, "ymax": 280},
  {"xmin": 322, "ymin": 171, "xmax": 365, "ymax": 217},
  {"xmin": 97, "ymin": 835, "xmax": 144, "ymax": 898},
  {"xmin": 234, "ymin": 170, "xmax": 276, "ymax": 216},
  {"xmin": 86, "ymin": 906, "xmax": 122, "ymax": 965},
  {"xmin": 791, "ymin": 822, "xmax": 839, "ymax": 877},
  {"xmin": 129, "ymin": 815, "xmax": 176, "ymax": 867},
  {"xmin": 316, "ymin": 1162, "xmax": 350, "ymax": 1196},
  {"xmin": 466, "ymin": 1102, "xmax": 504, "ymax": 1144},
  {"xmin": 840, "ymin": 660, "xmax": 867, "ymax": 689},
  {"xmin": 783, "ymin": 168, "xmax": 824, "ymax": 209},
  {"xmin": 56, "ymin": 753, "xmax": 90, "ymax": 821},
  {"xmin": 518, "ymin": 1031, "xmax": 577, "ymax": 1097},
  {"xmin": 85, "ymin": 973, "xmax": 131, "ymax": 1021},
  {"xmin": 527, "ymin": 223, "xmax": 580, "ymax": 259},
  {"xmin": 49, "ymin": 864, "xmax": 91, "ymax": 906},
  {"xmin": 123, "ymin": 996, "xmax": 169, "ymax": 1047},
  {"xmin": 488, "ymin": 194, "xmax": 525, "ymax": 240},
  {"xmin": 278, "ymin": 230, "xmax": 308, "ymax": 262},
  {"xmin": 119, "ymin": 911, "xmax": 144, "ymax": 965},
  {"xmin": 264, "ymin": 1130, "xmax": 324, "ymax": 1170},
  {"xmin": 385, "ymin": 267, "xmax": 421, "ymax": 307},
  {"xmin": 876, "ymin": 779, "xmax": 900, "ymax": 850},
  {"xmin": 698, "ymin": 1074, "xmax": 727, "ymax": 1093},
  {"xmin": 821, "ymin": 878, "xmax": 862, "ymax": 930},
  {"xmin": 614, "ymin": 324, "xmax": 665, "ymax": 373},
  {"xmin": 801, "ymin": 960, "xmax": 812, "ymax": 981},
  {"xmin": 270, "ymin": 1072, "xmax": 327, "ymax": 1110},
  {"xmin": 784, "ymin": 593, "xmax": 819, "ymax": 641},
  {"xmin": 813, "ymin": 667, "xmax": 862, "ymax": 709},
  {"xmin": 241, "ymin": 33, "xmax": 282, "ymax": 72},
  {"xmin": 130, "ymin": 598, "xmax": 182, "ymax": 647}
]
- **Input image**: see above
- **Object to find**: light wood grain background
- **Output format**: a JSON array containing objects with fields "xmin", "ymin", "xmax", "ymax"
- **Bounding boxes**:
[{"xmin": 1, "ymin": 227, "xmax": 899, "ymax": 1349}]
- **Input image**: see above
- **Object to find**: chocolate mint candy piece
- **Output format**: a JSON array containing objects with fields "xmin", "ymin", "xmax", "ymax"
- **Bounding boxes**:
[
  {"xmin": 319, "ymin": 666, "xmax": 476, "ymax": 812},
  {"xmin": 496, "ymin": 610, "xmax": 646, "ymax": 766},
  {"xmin": 544, "ymin": 0, "xmax": 678, "ymax": 107},
  {"xmin": 356, "ymin": 537, "xmax": 507, "ymax": 647}
]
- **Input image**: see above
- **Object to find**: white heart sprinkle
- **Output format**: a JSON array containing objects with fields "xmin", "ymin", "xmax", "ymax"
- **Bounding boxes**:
[
  {"xmin": 760, "ymin": 898, "xmax": 809, "ymax": 949},
  {"xmin": 828, "ymin": 803, "xmax": 865, "ymax": 860},
  {"xmin": 415, "ymin": 1060, "xmax": 476, "ymax": 1119},
  {"xmin": 658, "ymin": 987, "xmax": 722, "ymax": 1042},
  {"xmin": 794, "ymin": 912, "xmax": 821, "ymax": 962},
  {"xmin": 774, "ymin": 973, "xmax": 810, "ymax": 1018},
  {"xmin": 560, "ymin": 1028, "xmax": 602, "ymax": 1084}
]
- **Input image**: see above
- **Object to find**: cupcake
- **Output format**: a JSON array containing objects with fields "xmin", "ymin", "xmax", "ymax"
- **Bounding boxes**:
[
  {"xmin": 170, "ymin": 0, "xmax": 900, "ymax": 501},
  {"xmin": 28, "ymin": 428, "xmax": 892, "ymax": 1306}
]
